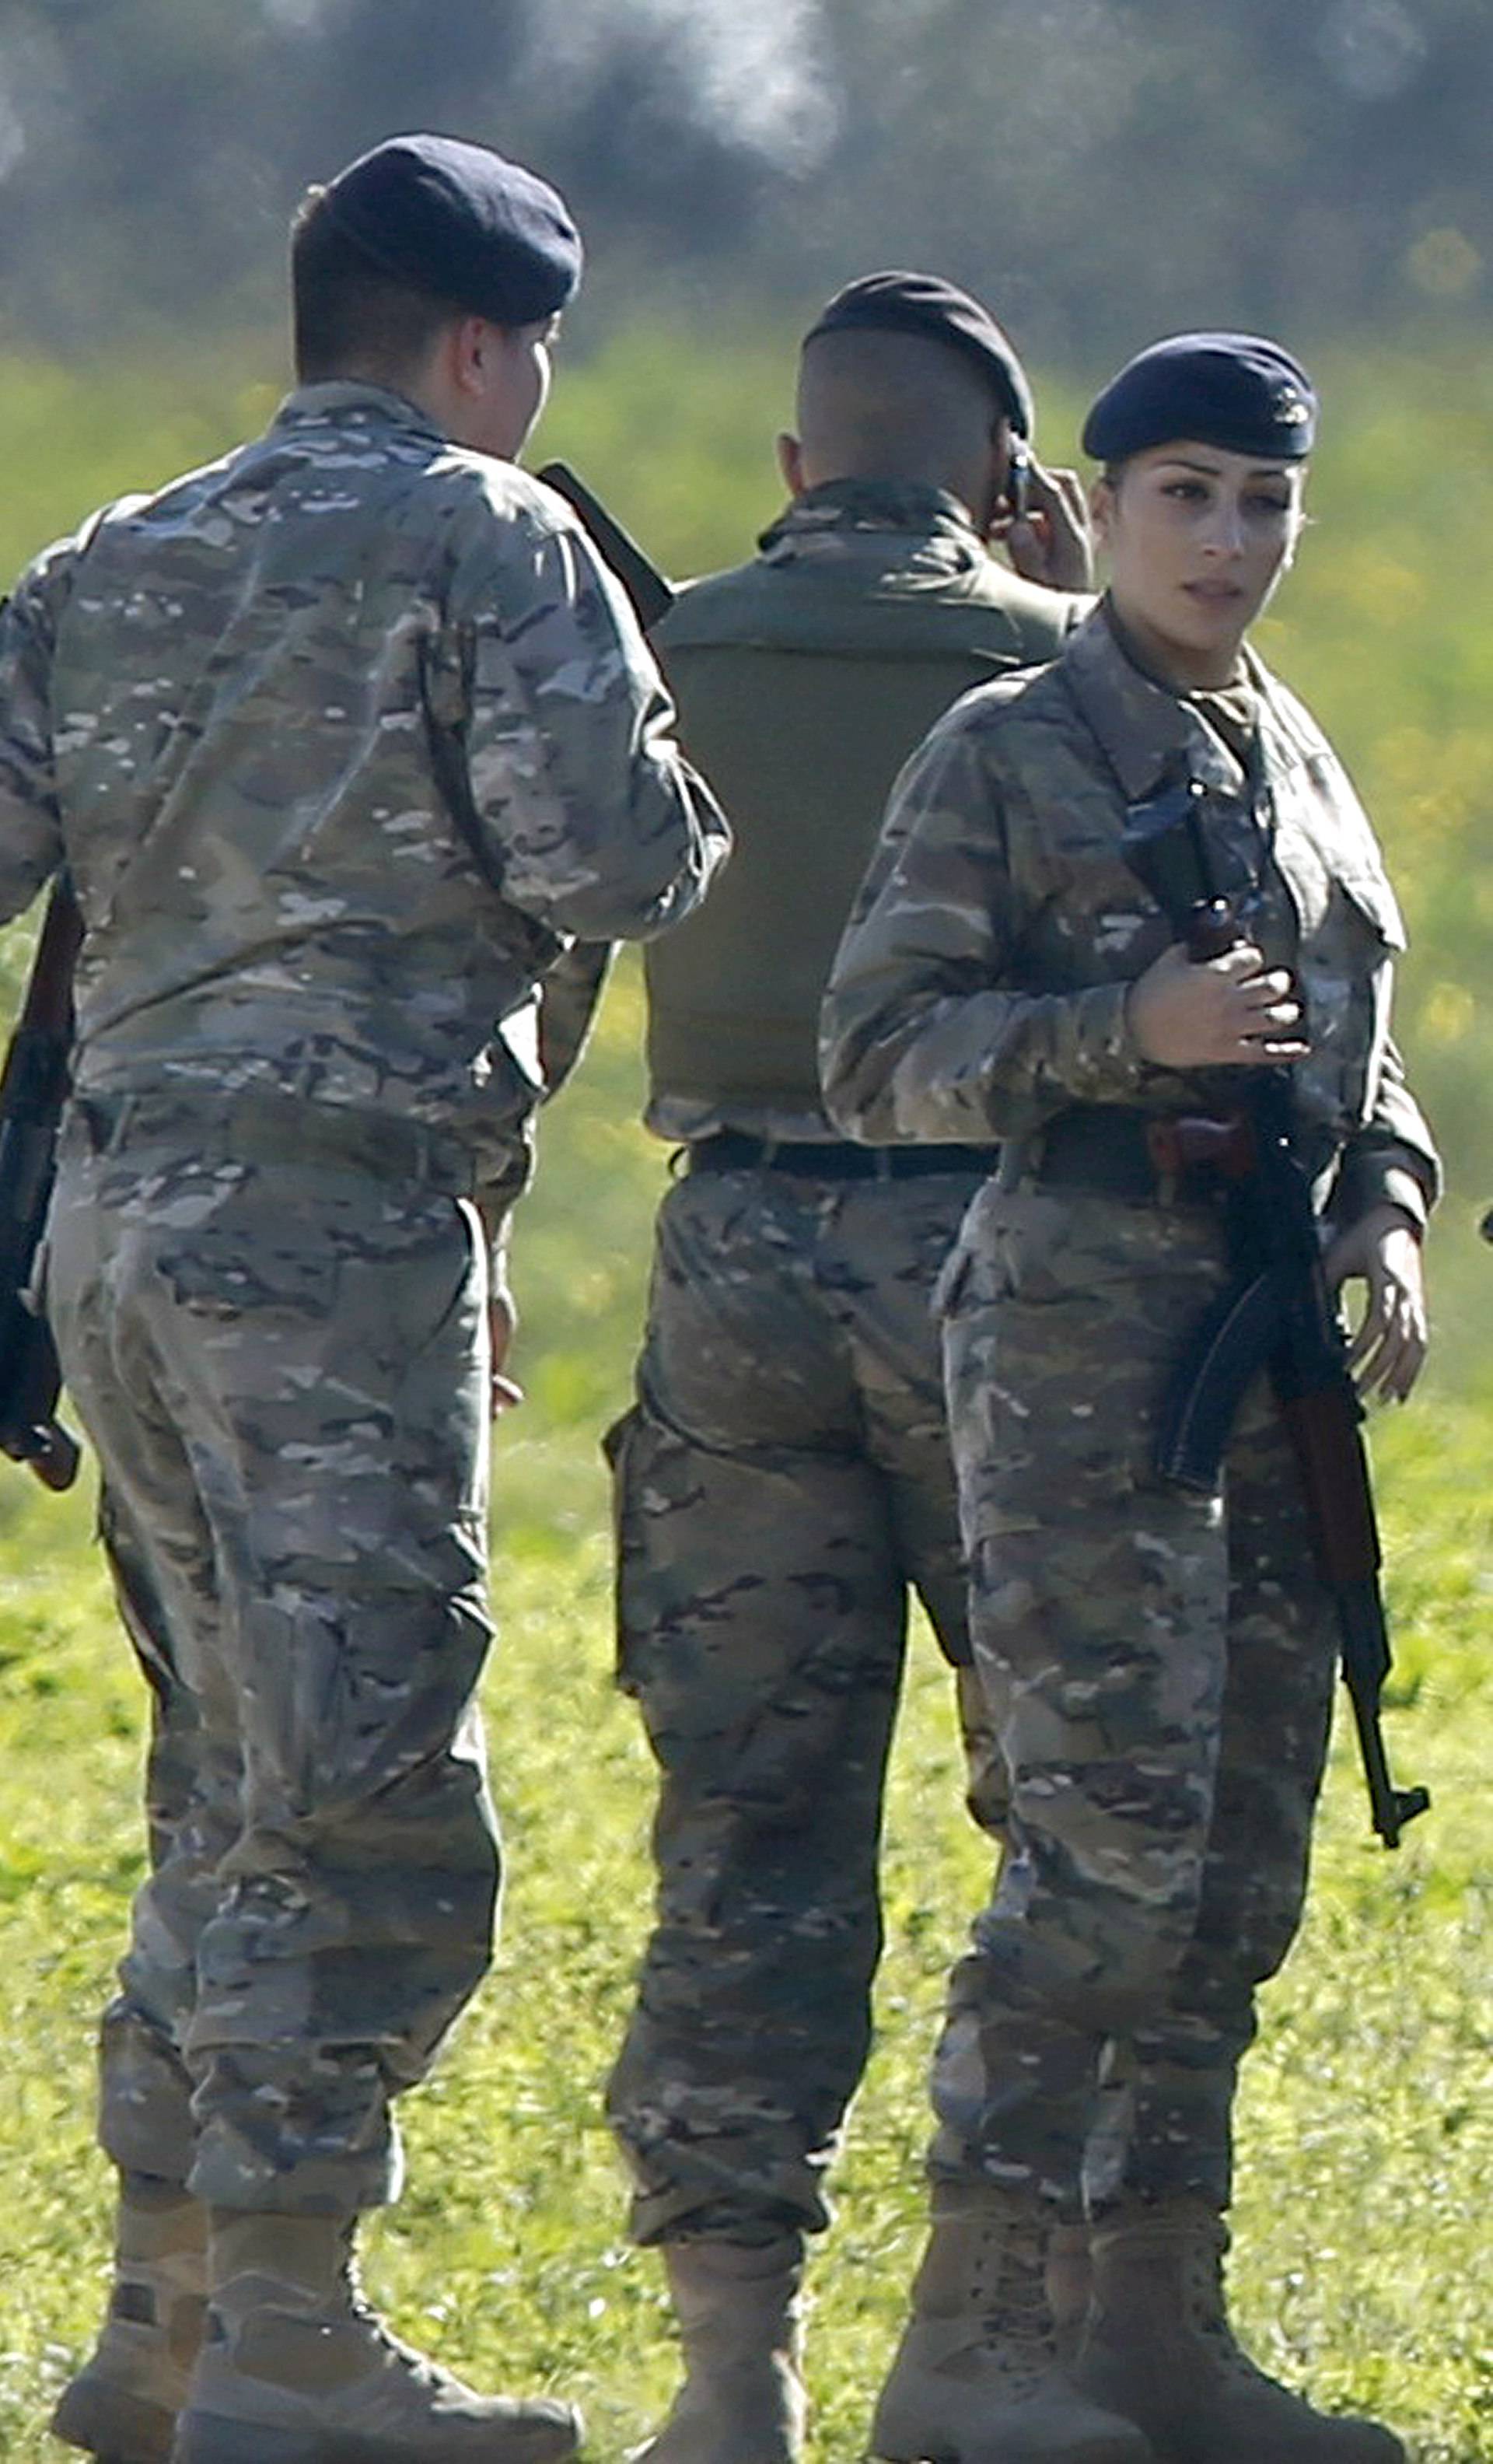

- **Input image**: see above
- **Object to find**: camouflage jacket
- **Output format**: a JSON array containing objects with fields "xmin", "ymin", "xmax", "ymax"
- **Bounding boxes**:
[
  {"xmin": 645, "ymin": 476, "xmax": 1078, "ymax": 1144},
  {"xmin": 821, "ymin": 602, "xmax": 1438, "ymax": 1227},
  {"xmin": 0, "ymin": 380, "xmax": 728, "ymax": 1225}
]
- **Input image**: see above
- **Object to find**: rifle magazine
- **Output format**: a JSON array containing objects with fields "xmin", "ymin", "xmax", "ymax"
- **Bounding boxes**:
[{"xmin": 1155, "ymin": 1269, "xmax": 1281, "ymax": 1492}]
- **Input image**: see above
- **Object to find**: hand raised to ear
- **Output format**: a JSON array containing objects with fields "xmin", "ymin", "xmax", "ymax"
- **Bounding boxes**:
[{"xmin": 1002, "ymin": 459, "xmax": 1093, "ymax": 593}]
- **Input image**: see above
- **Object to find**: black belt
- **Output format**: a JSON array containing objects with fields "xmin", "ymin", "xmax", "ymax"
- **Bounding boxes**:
[
  {"xmin": 687, "ymin": 1131, "xmax": 998, "ymax": 1182},
  {"xmin": 1026, "ymin": 1105, "xmax": 1231, "ymax": 1206},
  {"xmin": 68, "ymin": 1087, "xmax": 478, "ymax": 1197}
]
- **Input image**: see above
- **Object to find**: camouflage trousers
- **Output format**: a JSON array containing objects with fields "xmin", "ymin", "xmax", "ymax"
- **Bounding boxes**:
[
  {"xmin": 45, "ymin": 1114, "xmax": 498, "ymax": 2216},
  {"xmin": 605, "ymin": 1156, "xmax": 1004, "ymax": 2246},
  {"xmin": 932, "ymin": 1181, "xmax": 1339, "ymax": 2217}
]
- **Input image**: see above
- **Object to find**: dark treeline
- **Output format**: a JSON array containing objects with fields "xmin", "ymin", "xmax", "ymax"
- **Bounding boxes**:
[{"xmin": 0, "ymin": 0, "xmax": 1486, "ymax": 367}]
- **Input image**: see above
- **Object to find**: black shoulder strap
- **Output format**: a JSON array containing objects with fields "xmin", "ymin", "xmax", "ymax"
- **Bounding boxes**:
[{"xmin": 417, "ymin": 628, "xmax": 565, "ymax": 981}]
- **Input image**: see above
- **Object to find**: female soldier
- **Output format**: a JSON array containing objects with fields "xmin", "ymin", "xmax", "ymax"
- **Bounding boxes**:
[{"xmin": 820, "ymin": 334, "xmax": 1436, "ymax": 2464}]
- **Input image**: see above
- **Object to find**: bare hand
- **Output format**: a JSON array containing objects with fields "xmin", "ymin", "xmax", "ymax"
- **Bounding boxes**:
[
  {"xmin": 1323, "ymin": 1205, "xmax": 1428, "ymax": 1403},
  {"xmin": 1127, "ymin": 941, "xmax": 1309, "ymax": 1070},
  {"xmin": 489, "ymin": 1287, "xmax": 525, "ymax": 1416},
  {"xmin": 1002, "ymin": 460, "xmax": 1093, "ymax": 593}
]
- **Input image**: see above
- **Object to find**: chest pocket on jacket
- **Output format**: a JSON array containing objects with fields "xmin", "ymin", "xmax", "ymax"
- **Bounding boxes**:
[
  {"xmin": 1332, "ymin": 863, "xmax": 1406, "ymax": 954},
  {"xmin": 1296, "ymin": 861, "xmax": 1404, "ymax": 1137}
]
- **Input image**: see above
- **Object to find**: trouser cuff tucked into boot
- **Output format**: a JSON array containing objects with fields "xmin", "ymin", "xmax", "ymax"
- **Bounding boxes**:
[{"xmin": 1070, "ymin": 2198, "xmax": 1406, "ymax": 2464}]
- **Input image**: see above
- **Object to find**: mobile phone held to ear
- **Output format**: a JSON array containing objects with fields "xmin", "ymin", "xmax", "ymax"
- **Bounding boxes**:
[{"xmin": 1005, "ymin": 438, "xmax": 1030, "ymax": 523}]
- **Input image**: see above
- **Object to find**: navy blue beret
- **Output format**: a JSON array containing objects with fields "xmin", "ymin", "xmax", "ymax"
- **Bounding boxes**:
[
  {"xmin": 1083, "ymin": 332, "xmax": 1316, "ymax": 465},
  {"xmin": 804, "ymin": 271, "xmax": 1034, "ymax": 439},
  {"xmin": 318, "ymin": 134, "xmax": 582, "ymax": 326}
]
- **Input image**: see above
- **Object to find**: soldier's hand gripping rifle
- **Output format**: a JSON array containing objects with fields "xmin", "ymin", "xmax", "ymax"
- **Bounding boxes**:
[
  {"xmin": 1121, "ymin": 779, "xmax": 1428, "ymax": 1848},
  {"xmin": 0, "ymin": 877, "xmax": 82, "ymax": 1490}
]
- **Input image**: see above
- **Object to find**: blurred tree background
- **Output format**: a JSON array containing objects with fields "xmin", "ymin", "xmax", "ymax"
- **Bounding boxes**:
[{"xmin": 1, "ymin": 0, "xmax": 1490, "ymax": 355}]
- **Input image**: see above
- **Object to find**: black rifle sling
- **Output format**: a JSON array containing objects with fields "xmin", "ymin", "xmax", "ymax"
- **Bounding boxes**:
[{"xmin": 418, "ymin": 611, "xmax": 611, "ymax": 1097}]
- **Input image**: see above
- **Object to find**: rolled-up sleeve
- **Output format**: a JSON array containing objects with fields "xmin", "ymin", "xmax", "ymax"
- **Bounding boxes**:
[{"xmin": 453, "ymin": 509, "xmax": 729, "ymax": 944}]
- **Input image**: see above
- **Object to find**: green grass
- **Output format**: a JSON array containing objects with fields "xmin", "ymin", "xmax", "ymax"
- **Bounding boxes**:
[
  {"xmin": 0, "ymin": 327, "xmax": 1490, "ymax": 2456},
  {"xmin": 0, "ymin": 968, "xmax": 1489, "ymax": 2462}
]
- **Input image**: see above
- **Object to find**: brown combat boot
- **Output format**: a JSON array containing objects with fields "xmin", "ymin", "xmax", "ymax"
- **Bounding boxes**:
[
  {"xmin": 170, "ymin": 2210, "xmax": 582, "ymax": 2464},
  {"xmin": 869, "ymin": 2186, "xmax": 1154, "ymax": 2462},
  {"xmin": 635, "ymin": 2235, "xmax": 806, "ymax": 2464},
  {"xmin": 51, "ymin": 2171, "xmax": 207, "ymax": 2464},
  {"xmin": 1070, "ymin": 2199, "xmax": 1406, "ymax": 2462}
]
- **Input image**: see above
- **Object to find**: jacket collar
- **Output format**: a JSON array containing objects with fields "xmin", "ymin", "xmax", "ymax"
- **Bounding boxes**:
[
  {"xmin": 757, "ymin": 477, "xmax": 984, "ymax": 562},
  {"xmin": 1061, "ymin": 596, "xmax": 1311, "ymax": 801},
  {"xmin": 271, "ymin": 380, "xmax": 449, "ymax": 450}
]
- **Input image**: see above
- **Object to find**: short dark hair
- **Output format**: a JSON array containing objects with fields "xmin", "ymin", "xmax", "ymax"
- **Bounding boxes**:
[{"xmin": 290, "ymin": 185, "xmax": 460, "ymax": 385}]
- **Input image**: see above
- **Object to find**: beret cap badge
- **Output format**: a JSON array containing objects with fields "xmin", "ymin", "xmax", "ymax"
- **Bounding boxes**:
[{"xmin": 1082, "ymin": 331, "xmax": 1318, "ymax": 465}]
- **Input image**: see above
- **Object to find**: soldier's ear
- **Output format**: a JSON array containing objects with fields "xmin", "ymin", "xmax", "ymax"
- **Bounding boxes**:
[
  {"xmin": 1281, "ymin": 465, "xmax": 1310, "ymax": 569},
  {"xmin": 777, "ymin": 432, "xmax": 806, "ymax": 497},
  {"xmin": 1090, "ymin": 472, "xmax": 1116, "ymax": 548},
  {"xmin": 449, "ymin": 314, "xmax": 492, "ymax": 399}
]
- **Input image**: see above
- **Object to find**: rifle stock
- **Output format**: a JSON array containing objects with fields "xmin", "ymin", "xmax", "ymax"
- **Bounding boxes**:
[{"xmin": 0, "ymin": 878, "xmax": 82, "ymax": 1490}]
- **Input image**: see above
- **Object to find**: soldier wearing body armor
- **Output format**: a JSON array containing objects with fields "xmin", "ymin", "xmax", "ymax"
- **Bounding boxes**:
[
  {"xmin": 0, "ymin": 135, "xmax": 726, "ymax": 2464},
  {"xmin": 823, "ymin": 334, "xmax": 1435, "ymax": 2464},
  {"xmin": 603, "ymin": 272, "xmax": 1092, "ymax": 2463}
]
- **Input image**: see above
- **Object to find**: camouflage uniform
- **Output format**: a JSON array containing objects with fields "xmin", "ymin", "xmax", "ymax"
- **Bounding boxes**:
[
  {"xmin": 607, "ymin": 481, "xmax": 1074, "ymax": 2245},
  {"xmin": 820, "ymin": 601, "xmax": 1437, "ymax": 2217},
  {"xmin": 0, "ymin": 380, "xmax": 726, "ymax": 2216}
]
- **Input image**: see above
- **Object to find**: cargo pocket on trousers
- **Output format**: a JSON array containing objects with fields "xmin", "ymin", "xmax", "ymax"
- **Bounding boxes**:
[{"xmin": 603, "ymin": 1396, "xmax": 722, "ymax": 1700}]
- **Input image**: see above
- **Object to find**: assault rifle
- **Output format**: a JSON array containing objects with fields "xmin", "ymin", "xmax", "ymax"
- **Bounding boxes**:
[
  {"xmin": 0, "ymin": 877, "xmax": 82, "ymax": 1490},
  {"xmin": 1121, "ymin": 776, "xmax": 1429, "ymax": 1849}
]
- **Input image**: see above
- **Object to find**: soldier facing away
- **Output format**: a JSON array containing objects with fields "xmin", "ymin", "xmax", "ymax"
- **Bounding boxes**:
[
  {"xmin": 0, "ymin": 134, "xmax": 726, "ymax": 2464},
  {"xmin": 603, "ymin": 271, "xmax": 1091, "ymax": 2462},
  {"xmin": 822, "ymin": 334, "xmax": 1436, "ymax": 2463}
]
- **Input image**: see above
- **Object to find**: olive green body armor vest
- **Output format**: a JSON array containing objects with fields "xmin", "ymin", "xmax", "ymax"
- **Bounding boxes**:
[{"xmin": 645, "ymin": 502, "xmax": 1072, "ymax": 1122}]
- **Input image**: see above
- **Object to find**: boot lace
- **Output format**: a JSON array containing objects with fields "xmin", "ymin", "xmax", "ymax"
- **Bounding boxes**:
[{"xmin": 973, "ymin": 2222, "xmax": 1058, "ymax": 2389}]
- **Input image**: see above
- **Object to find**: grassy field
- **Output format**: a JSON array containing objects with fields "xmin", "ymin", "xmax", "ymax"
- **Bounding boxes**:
[
  {"xmin": 0, "ymin": 966, "xmax": 1488, "ymax": 2463},
  {"xmin": 0, "ymin": 329, "xmax": 1490, "ymax": 2459}
]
